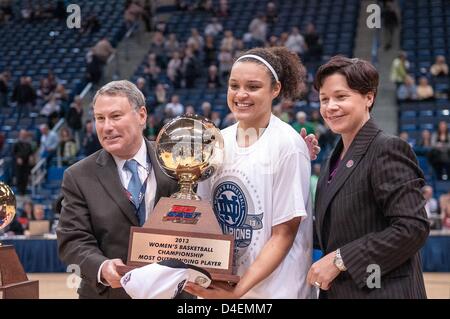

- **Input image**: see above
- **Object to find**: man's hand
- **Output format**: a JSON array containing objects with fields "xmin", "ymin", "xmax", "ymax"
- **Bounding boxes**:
[
  {"xmin": 307, "ymin": 251, "xmax": 341, "ymax": 290},
  {"xmin": 101, "ymin": 259, "xmax": 125, "ymax": 288},
  {"xmin": 301, "ymin": 128, "xmax": 320, "ymax": 160}
]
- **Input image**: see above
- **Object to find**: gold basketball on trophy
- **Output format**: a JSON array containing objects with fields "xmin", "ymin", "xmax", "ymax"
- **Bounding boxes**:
[
  {"xmin": 155, "ymin": 114, "xmax": 224, "ymax": 200},
  {"xmin": 0, "ymin": 182, "xmax": 16, "ymax": 231}
]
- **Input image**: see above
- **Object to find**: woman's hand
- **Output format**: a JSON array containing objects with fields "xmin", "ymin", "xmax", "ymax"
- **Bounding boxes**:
[
  {"xmin": 184, "ymin": 281, "xmax": 241, "ymax": 299},
  {"xmin": 301, "ymin": 128, "xmax": 320, "ymax": 160},
  {"xmin": 307, "ymin": 251, "xmax": 341, "ymax": 290}
]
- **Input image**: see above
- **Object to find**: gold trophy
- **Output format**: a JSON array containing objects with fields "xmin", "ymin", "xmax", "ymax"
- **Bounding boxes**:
[
  {"xmin": 120, "ymin": 115, "xmax": 238, "ymax": 283},
  {"xmin": 0, "ymin": 182, "xmax": 39, "ymax": 298}
]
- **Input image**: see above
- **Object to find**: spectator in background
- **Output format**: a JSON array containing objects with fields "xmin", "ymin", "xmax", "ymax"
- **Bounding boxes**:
[
  {"xmin": 278, "ymin": 32, "xmax": 289, "ymax": 47},
  {"xmin": 32, "ymin": 204, "xmax": 46, "ymax": 220},
  {"xmin": 54, "ymin": 83, "xmax": 69, "ymax": 111},
  {"xmin": 200, "ymin": 101, "xmax": 212, "ymax": 119},
  {"xmin": 182, "ymin": 48, "xmax": 198, "ymax": 88},
  {"xmin": 40, "ymin": 94, "xmax": 61, "ymax": 128},
  {"xmin": 124, "ymin": 0, "xmax": 146, "ymax": 29},
  {"xmin": 416, "ymin": 77, "xmax": 434, "ymax": 100},
  {"xmin": 415, "ymin": 129, "xmax": 432, "ymax": 156},
  {"xmin": 422, "ymin": 185, "xmax": 439, "ymax": 225},
  {"xmin": 135, "ymin": 77, "xmax": 149, "ymax": 99},
  {"xmin": 187, "ymin": 28, "xmax": 204, "ymax": 54},
  {"xmin": 440, "ymin": 189, "xmax": 450, "ymax": 229},
  {"xmin": 87, "ymin": 38, "xmax": 115, "ymax": 84},
  {"xmin": 285, "ymin": 27, "xmax": 306, "ymax": 57},
  {"xmin": 430, "ymin": 55, "xmax": 449, "ymax": 77},
  {"xmin": 204, "ymin": 35, "xmax": 217, "ymax": 66},
  {"xmin": 234, "ymin": 39, "xmax": 246, "ymax": 58},
  {"xmin": 274, "ymin": 98, "xmax": 294, "ymax": 121},
  {"xmin": 0, "ymin": 70, "xmax": 10, "ymax": 108},
  {"xmin": 37, "ymin": 78, "xmax": 53, "ymax": 102},
  {"xmin": 265, "ymin": 1, "xmax": 278, "ymax": 24},
  {"xmin": 220, "ymin": 30, "xmax": 236, "ymax": 53},
  {"xmin": 153, "ymin": 83, "xmax": 167, "ymax": 109},
  {"xmin": 80, "ymin": 14, "xmax": 101, "ymax": 35},
  {"xmin": 149, "ymin": 32, "xmax": 166, "ymax": 67},
  {"xmin": 310, "ymin": 110, "xmax": 326, "ymax": 136},
  {"xmin": 165, "ymin": 95, "xmax": 184, "ymax": 118},
  {"xmin": 18, "ymin": 200, "xmax": 34, "ymax": 231},
  {"xmin": 266, "ymin": 35, "xmax": 280, "ymax": 48},
  {"xmin": 13, "ymin": 129, "xmax": 34, "ymax": 196},
  {"xmin": 272, "ymin": 103, "xmax": 290, "ymax": 123},
  {"xmin": 39, "ymin": 123, "xmax": 59, "ymax": 166},
  {"xmin": 318, "ymin": 122, "xmax": 338, "ymax": 156},
  {"xmin": 221, "ymin": 112, "xmax": 236, "ymax": 128},
  {"xmin": 218, "ymin": 47, "xmax": 233, "ymax": 79},
  {"xmin": 164, "ymin": 33, "xmax": 180, "ymax": 57},
  {"xmin": 143, "ymin": 114, "xmax": 161, "ymax": 141},
  {"xmin": 66, "ymin": 95, "xmax": 83, "ymax": 147},
  {"xmin": 185, "ymin": 104, "xmax": 195, "ymax": 115},
  {"xmin": 381, "ymin": 1, "xmax": 398, "ymax": 50},
  {"xmin": 0, "ymin": 0, "xmax": 13, "ymax": 22},
  {"xmin": 215, "ymin": 0, "xmax": 229, "ymax": 17},
  {"xmin": 204, "ymin": 17, "xmax": 223, "ymax": 38},
  {"xmin": 390, "ymin": 51, "xmax": 409, "ymax": 87},
  {"xmin": 12, "ymin": 76, "xmax": 36, "ymax": 119},
  {"xmin": 292, "ymin": 111, "xmax": 315, "ymax": 135},
  {"xmin": 58, "ymin": 127, "xmax": 78, "ymax": 166},
  {"xmin": 399, "ymin": 131, "xmax": 414, "ymax": 147},
  {"xmin": 167, "ymin": 52, "xmax": 182, "ymax": 87},
  {"xmin": 428, "ymin": 121, "xmax": 450, "ymax": 180},
  {"xmin": 3, "ymin": 216, "xmax": 24, "ymax": 235},
  {"xmin": 210, "ymin": 111, "xmax": 222, "ymax": 128},
  {"xmin": 81, "ymin": 120, "xmax": 101, "ymax": 156},
  {"xmin": 248, "ymin": 13, "xmax": 267, "ymax": 45},
  {"xmin": 304, "ymin": 23, "xmax": 323, "ymax": 62},
  {"xmin": 207, "ymin": 64, "xmax": 221, "ymax": 89},
  {"xmin": 397, "ymin": 75, "xmax": 417, "ymax": 101},
  {"xmin": 92, "ymin": 37, "xmax": 115, "ymax": 64},
  {"xmin": 46, "ymin": 71, "xmax": 58, "ymax": 92}
]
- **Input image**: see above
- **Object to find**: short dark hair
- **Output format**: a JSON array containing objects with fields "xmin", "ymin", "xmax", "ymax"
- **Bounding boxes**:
[{"xmin": 314, "ymin": 56, "xmax": 379, "ymax": 110}]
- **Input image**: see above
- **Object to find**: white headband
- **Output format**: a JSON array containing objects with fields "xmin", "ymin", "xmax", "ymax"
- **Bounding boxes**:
[{"xmin": 235, "ymin": 54, "xmax": 279, "ymax": 82}]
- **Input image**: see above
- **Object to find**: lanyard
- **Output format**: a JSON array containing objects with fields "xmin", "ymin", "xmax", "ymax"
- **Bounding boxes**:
[{"xmin": 124, "ymin": 156, "xmax": 152, "ymax": 211}]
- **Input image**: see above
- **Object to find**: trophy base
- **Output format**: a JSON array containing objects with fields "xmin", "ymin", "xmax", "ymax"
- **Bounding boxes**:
[{"xmin": 116, "ymin": 264, "xmax": 240, "ymax": 284}]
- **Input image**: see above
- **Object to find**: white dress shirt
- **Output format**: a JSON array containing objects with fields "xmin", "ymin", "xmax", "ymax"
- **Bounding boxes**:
[{"xmin": 98, "ymin": 138, "xmax": 157, "ymax": 285}]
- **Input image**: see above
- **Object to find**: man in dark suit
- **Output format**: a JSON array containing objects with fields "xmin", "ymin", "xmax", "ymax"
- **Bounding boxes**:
[
  {"xmin": 308, "ymin": 56, "xmax": 429, "ymax": 298},
  {"xmin": 57, "ymin": 80, "xmax": 178, "ymax": 299}
]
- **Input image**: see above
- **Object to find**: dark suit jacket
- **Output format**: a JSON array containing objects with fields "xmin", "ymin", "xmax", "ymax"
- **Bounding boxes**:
[
  {"xmin": 57, "ymin": 140, "xmax": 178, "ymax": 299},
  {"xmin": 315, "ymin": 119, "xmax": 430, "ymax": 299}
]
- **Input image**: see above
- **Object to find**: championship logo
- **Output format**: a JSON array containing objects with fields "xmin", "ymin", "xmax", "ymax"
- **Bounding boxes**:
[
  {"xmin": 213, "ymin": 181, "xmax": 254, "ymax": 248},
  {"xmin": 163, "ymin": 205, "xmax": 201, "ymax": 224}
]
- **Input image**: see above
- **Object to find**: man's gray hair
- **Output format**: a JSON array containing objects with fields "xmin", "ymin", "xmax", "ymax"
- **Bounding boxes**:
[{"xmin": 93, "ymin": 80, "xmax": 146, "ymax": 110}]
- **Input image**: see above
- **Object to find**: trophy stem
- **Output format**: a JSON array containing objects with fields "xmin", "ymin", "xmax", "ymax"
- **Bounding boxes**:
[{"xmin": 171, "ymin": 173, "xmax": 202, "ymax": 200}]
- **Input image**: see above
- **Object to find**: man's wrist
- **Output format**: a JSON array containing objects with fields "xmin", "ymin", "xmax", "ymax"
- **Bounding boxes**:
[{"xmin": 98, "ymin": 260, "xmax": 111, "ymax": 286}]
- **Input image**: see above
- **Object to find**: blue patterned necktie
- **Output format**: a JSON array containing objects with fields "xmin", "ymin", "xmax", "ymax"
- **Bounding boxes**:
[{"xmin": 124, "ymin": 159, "xmax": 145, "ymax": 225}]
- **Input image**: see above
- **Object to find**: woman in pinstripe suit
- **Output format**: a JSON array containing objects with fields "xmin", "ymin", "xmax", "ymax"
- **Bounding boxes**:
[{"xmin": 307, "ymin": 56, "xmax": 430, "ymax": 299}]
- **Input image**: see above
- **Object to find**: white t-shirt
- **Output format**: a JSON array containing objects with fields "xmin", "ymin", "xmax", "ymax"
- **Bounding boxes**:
[{"xmin": 198, "ymin": 114, "xmax": 313, "ymax": 299}]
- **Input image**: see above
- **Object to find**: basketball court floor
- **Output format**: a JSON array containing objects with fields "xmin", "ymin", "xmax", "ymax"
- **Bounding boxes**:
[{"xmin": 26, "ymin": 273, "xmax": 450, "ymax": 299}]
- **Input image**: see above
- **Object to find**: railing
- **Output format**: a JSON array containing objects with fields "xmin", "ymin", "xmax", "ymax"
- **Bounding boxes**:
[{"xmin": 30, "ymin": 157, "xmax": 47, "ymax": 196}]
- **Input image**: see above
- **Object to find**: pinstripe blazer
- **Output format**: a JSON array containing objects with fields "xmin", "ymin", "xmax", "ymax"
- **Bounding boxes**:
[{"xmin": 314, "ymin": 119, "xmax": 430, "ymax": 299}]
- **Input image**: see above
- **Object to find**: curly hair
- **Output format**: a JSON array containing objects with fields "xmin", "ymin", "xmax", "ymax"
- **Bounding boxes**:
[{"xmin": 234, "ymin": 47, "xmax": 307, "ymax": 100}]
